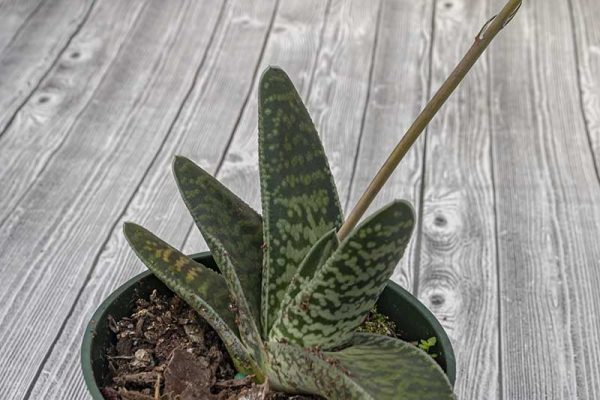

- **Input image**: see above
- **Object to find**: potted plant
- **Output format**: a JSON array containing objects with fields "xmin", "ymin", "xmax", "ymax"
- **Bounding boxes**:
[{"xmin": 82, "ymin": 1, "xmax": 521, "ymax": 398}]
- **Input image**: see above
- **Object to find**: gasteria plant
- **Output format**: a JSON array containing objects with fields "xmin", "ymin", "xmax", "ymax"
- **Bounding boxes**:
[
  {"xmin": 123, "ymin": 0, "xmax": 522, "ymax": 397},
  {"xmin": 124, "ymin": 67, "xmax": 454, "ymax": 399}
]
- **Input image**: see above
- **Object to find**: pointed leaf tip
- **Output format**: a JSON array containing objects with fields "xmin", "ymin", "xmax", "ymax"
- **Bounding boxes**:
[
  {"xmin": 172, "ymin": 154, "xmax": 185, "ymax": 165},
  {"xmin": 122, "ymin": 221, "xmax": 134, "ymax": 234},
  {"xmin": 171, "ymin": 155, "xmax": 195, "ymax": 179},
  {"xmin": 260, "ymin": 65, "xmax": 286, "ymax": 82}
]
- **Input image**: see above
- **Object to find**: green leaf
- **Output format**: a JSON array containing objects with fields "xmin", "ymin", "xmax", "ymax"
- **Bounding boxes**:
[
  {"xmin": 258, "ymin": 66, "xmax": 343, "ymax": 334},
  {"xmin": 266, "ymin": 341, "xmax": 362, "ymax": 398},
  {"xmin": 122, "ymin": 222, "xmax": 259, "ymax": 375},
  {"xmin": 270, "ymin": 200, "xmax": 414, "ymax": 349},
  {"xmin": 266, "ymin": 334, "xmax": 454, "ymax": 400},
  {"xmin": 324, "ymin": 333, "xmax": 455, "ymax": 399},
  {"xmin": 269, "ymin": 228, "xmax": 338, "ymax": 338},
  {"xmin": 210, "ymin": 241, "xmax": 267, "ymax": 369},
  {"xmin": 172, "ymin": 156, "xmax": 263, "ymax": 332}
]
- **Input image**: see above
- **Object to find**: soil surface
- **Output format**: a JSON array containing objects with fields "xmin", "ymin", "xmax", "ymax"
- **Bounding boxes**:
[{"xmin": 102, "ymin": 290, "xmax": 318, "ymax": 400}]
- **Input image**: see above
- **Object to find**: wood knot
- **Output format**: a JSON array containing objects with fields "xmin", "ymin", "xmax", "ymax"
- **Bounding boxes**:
[
  {"xmin": 434, "ymin": 215, "xmax": 447, "ymax": 227},
  {"xmin": 429, "ymin": 293, "xmax": 445, "ymax": 306}
]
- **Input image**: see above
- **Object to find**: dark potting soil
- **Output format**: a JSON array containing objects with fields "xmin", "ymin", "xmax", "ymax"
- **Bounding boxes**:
[{"xmin": 102, "ymin": 290, "xmax": 319, "ymax": 400}]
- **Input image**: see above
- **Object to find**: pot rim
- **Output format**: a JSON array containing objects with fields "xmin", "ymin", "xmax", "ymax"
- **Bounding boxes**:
[{"xmin": 81, "ymin": 251, "xmax": 456, "ymax": 397}]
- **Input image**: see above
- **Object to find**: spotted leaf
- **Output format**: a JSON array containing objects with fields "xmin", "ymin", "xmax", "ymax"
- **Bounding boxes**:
[
  {"xmin": 122, "ymin": 222, "xmax": 259, "ymax": 375},
  {"xmin": 266, "ymin": 334, "xmax": 454, "ymax": 400},
  {"xmin": 210, "ymin": 240, "xmax": 267, "ymax": 370},
  {"xmin": 269, "ymin": 228, "xmax": 338, "ymax": 338},
  {"xmin": 173, "ymin": 156, "xmax": 263, "ymax": 332},
  {"xmin": 270, "ymin": 200, "xmax": 415, "ymax": 349},
  {"xmin": 259, "ymin": 66, "xmax": 343, "ymax": 335}
]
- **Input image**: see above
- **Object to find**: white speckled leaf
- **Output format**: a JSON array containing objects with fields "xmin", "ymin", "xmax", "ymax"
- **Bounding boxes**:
[
  {"xmin": 122, "ymin": 223, "xmax": 259, "ymax": 375},
  {"xmin": 269, "ymin": 228, "xmax": 338, "ymax": 338},
  {"xmin": 173, "ymin": 156, "xmax": 263, "ymax": 330},
  {"xmin": 258, "ymin": 66, "xmax": 344, "ymax": 336},
  {"xmin": 270, "ymin": 200, "xmax": 415, "ymax": 349},
  {"xmin": 204, "ymin": 236, "xmax": 267, "ymax": 370},
  {"xmin": 324, "ymin": 333, "xmax": 455, "ymax": 399},
  {"xmin": 266, "ymin": 334, "xmax": 454, "ymax": 399}
]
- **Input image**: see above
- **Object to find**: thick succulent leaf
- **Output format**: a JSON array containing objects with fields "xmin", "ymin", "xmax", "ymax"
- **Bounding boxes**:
[
  {"xmin": 324, "ymin": 333, "xmax": 455, "ymax": 399},
  {"xmin": 122, "ymin": 223, "xmax": 258, "ymax": 375},
  {"xmin": 266, "ymin": 341, "xmax": 363, "ymax": 398},
  {"xmin": 210, "ymin": 242, "xmax": 267, "ymax": 370},
  {"xmin": 270, "ymin": 200, "xmax": 414, "ymax": 349},
  {"xmin": 259, "ymin": 66, "xmax": 343, "ymax": 334},
  {"xmin": 269, "ymin": 228, "xmax": 338, "ymax": 338},
  {"xmin": 172, "ymin": 156, "xmax": 263, "ymax": 331},
  {"xmin": 266, "ymin": 337, "xmax": 454, "ymax": 400}
]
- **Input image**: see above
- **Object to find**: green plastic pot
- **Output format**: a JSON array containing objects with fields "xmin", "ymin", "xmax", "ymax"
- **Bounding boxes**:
[{"xmin": 81, "ymin": 252, "xmax": 456, "ymax": 398}]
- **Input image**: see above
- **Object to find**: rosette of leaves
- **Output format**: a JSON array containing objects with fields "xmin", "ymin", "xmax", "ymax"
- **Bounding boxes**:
[{"xmin": 124, "ymin": 67, "xmax": 454, "ymax": 399}]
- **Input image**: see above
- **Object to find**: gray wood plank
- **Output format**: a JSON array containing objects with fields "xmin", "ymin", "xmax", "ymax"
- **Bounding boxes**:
[
  {"xmin": 183, "ymin": 0, "xmax": 336, "ymax": 252},
  {"xmin": 0, "ymin": 1, "xmax": 226, "ymax": 397},
  {"xmin": 25, "ymin": 2, "xmax": 280, "ymax": 398},
  {"xmin": 343, "ymin": 0, "xmax": 433, "ymax": 290},
  {"xmin": 0, "ymin": 0, "xmax": 44, "ymax": 54},
  {"xmin": 0, "ymin": 0, "xmax": 146, "ymax": 231},
  {"xmin": 305, "ymin": 0, "xmax": 382, "ymax": 208},
  {"xmin": 569, "ymin": 0, "xmax": 600, "ymax": 176},
  {"xmin": 185, "ymin": 0, "xmax": 382, "ymax": 252},
  {"xmin": 490, "ymin": 0, "xmax": 600, "ymax": 397},
  {"xmin": 417, "ymin": 1, "xmax": 499, "ymax": 398},
  {"xmin": 0, "ymin": 0, "xmax": 95, "ymax": 134}
]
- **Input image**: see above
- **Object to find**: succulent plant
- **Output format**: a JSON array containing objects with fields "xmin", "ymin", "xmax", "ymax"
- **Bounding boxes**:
[{"xmin": 124, "ymin": 67, "xmax": 454, "ymax": 399}]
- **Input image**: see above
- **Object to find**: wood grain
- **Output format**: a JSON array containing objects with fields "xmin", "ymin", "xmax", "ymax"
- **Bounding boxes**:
[
  {"xmin": 490, "ymin": 0, "xmax": 600, "ymax": 397},
  {"xmin": 417, "ymin": 0, "xmax": 499, "ymax": 398},
  {"xmin": 187, "ymin": 0, "xmax": 383, "ymax": 252},
  {"xmin": 343, "ymin": 0, "xmax": 433, "ymax": 290},
  {"xmin": 183, "ymin": 0, "xmax": 335, "ymax": 252},
  {"xmin": 0, "ymin": 0, "xmax": 44, "ymax": 53},
  {"xmin": 0, "ymin": 0, "xmax": 95, "ymax": 134},
  {"xmin": 0, "ymin": 1, "xmax": 225, "ymax": 397},
  {"xmin": 0, "ymin": 0, "xmax": 146, "ymax": 229},
  {"xmin": 569, "ymin": 0, "xmax": 600, "ymax": 176}
]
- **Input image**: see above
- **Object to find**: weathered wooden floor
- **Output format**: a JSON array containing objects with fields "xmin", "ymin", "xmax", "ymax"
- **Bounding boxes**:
[{"xmin": 1, "ymin": 0, "xmax": 600, "ymax": 398}]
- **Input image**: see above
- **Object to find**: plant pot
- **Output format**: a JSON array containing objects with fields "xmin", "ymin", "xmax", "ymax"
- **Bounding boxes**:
[{"xmin": 81, "ymin": 252, "xmax": 456, "ymax": 399}]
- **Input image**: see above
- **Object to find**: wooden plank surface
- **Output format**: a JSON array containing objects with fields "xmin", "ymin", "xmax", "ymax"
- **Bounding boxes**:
[
  {"xmin": 0, "ymin": 0, "xmax": 599, "ymax": 398},
  {"xmin": 0, "ymin": 0, "xmax": 95, "ymax": 134},
  {"xmin": 184, "ymin": 0, "xmax": 382, "ymax": 251},
  {"xmin": 183, "ymin": 0, "xmax": 336, "ymax": 252},
  {"xmin": 490, "ymin": 0, "xmax": 600, "ymax": 397},
  {"xmin": 0, "ymin": 0, "xmax": 146, "ymax": 230},
  {"xmin": 0, "ymin": 0, "xmax": 44, "ymax": 53},
  {"xmin": 344, "ymin": 0, "xmax": 433, "ymax": 290},
  {"xmin": 417, "ymin": 0, "xmax": 500, "ymax": 398},
  {"xmin": 570, "ymin": 0, "xmax": 600, "ymax": 173},
  {"xmin": 0, "ymin": 0, "xmax": 226, "ymax": 397}
]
